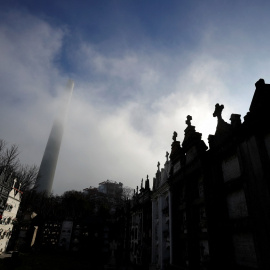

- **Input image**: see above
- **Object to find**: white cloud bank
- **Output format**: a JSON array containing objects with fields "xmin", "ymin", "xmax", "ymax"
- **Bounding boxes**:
[{"xmin": 1, "ymin": 7, "xmax": 269, "ymax": 194}]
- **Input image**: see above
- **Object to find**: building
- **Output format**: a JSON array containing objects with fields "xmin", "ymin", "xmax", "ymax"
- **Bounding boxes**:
[
  {"xmin": 0, "ymin": 170, "xmax": 14, "ymax": 217},
  {"xmin": 203, "ymin": 78, "xmax": 270, "ymax": 269},
  {"xmin": 151, "ymin": 154, "xmax": 173, "ymax": 269},
  {"xmin": 169, "ymin": 117, "xmax": 209, "ymax": 270},
  {"xmin": 130, "ymin": 177, "xmax": 152, "ymax": 267},
  {"xmin": 147, "ymin": 78, "xmax": 270, "ymax": 269},
  {"xmin": 0, "ymin": 179, "xmax": 22, "ymax": 253},
  {"xmin": 35, "ymin": 80, "xmax": 74, "ymax": 195},
  {"xmin": 41, "ymin": 221, "xmax": 62, "ymax": 250},
  {"xmin": 98, "ymin": 180, "xmax": 123, "ymax": 199}
]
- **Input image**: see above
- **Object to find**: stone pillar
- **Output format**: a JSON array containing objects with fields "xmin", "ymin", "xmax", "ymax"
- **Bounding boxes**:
[
  {"xmin": 151, "ymin": 199, "xmax": 156, "ymax": 264},
  {"xmin": 169, "ymin": 190, "xmax": 173, "ymax": 265}
]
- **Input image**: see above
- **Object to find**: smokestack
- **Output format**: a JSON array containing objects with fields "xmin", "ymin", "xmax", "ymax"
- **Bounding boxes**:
[{"xmin": 35, "ymin": 80, "xmax": 74, "ymax": 195}]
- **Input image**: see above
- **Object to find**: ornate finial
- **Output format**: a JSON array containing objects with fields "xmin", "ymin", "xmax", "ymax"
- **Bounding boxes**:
[
  {"xmin": 172, "ymin": 131, "xmax": 177, "ymax": 142},
  {"xmin": 186, "ymin": 115, "xmax": 192, "ymax": 127},
  {"xmin": 141, "ymin": 178, "xmax": 143, "ymax": 188},
  {"xmin": 136, "ymin": 186, "xmax": 138, "ymax": 193},
  {"xmin": 19, "ymin": 182, "xmax": 22, "ymax": 191},
  {"xmin": 213, "ymin": 103, "xmax": 224, "ymax": 120},
  {"xmin": 212, "ymin": 103, "xmax": 232, "ymax": 137},
  {"xmin": 12, "ymin": 178, "xmax": 17, "ymax": 189},
  {"xmin": 145, "ymin": 175, "xmax": 150, "ymax": 190},
  {"xmin": 166, "ymin": 151, "xmax": 169, "ymax": 162},
  {"xmin": 255, "ymin": 78, "xmax": 265, "ymax": 88},
  {"xmin": 157, "ymin": 161, "xmax": 160, "ymax": 171}
]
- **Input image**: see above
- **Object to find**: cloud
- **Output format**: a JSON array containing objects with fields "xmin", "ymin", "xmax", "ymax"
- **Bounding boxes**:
[
  {"xmin": 0, "ymin": 10, "xmax": 234, "ymax": 194},
  {"xmin": 0, "ymin": 10, "xmax": 65, "ymax": 96},
  {"xmin": 52, "ymin": 48, "xmax": 234, "ymax": 193},
  {"xmin": 2, "ymin": 5, "xmax": 270, "ymax": 195},
  {"xmin": 0, "ymin": 10, "xmax": 66, "ymax": 169}
]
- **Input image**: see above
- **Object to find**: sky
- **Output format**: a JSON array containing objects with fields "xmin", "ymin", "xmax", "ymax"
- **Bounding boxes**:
[{"xmin": 1, "ymin": 0, "xmax": 270, "ymax": 195}]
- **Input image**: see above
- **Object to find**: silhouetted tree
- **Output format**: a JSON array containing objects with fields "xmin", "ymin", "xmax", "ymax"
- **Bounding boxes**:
[
  {"xmin": 61, "ymin": 190, "xmax": 96, "ymax": 220},
  {"xmin": 0, "ymin": 142, "xmax": 19, "ymax": 179},
  {"xmin": 16, "ymin": 164, "xmax": 39, "ymax": 191},
  {"xmin": 0, "ymin": 139, "xmax": 39, "ymax": 190},
  {"xmin": 122, "ymin": 186, "xmax": 133, "ymax": 200}
]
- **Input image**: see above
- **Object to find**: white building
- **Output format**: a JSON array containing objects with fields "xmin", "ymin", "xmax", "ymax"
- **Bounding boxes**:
[
  {"xmin": 0, "ymin": 179, "xmax": 22, "ymax": 253},
  {"xmin": 152, "ymin": 156, "xmax": 172, "ymax": 270},
  {"xmin": 98, "ymin": 180, "xmax": 123, "ymax": 198}
]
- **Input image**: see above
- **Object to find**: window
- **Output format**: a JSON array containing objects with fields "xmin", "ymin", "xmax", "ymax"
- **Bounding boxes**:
[
  {"xmin": 222, "ymin": 155, "xmax": 241, "ymax": 182},
  {"xmin": 226, "ymin": 189, "xmax": 248, "ymax": 219}
]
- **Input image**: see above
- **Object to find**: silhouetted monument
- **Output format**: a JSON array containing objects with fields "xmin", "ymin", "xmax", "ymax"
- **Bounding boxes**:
[{"xmin": 35, "ymin": 80, "xmax": 74, "ymax": 195}]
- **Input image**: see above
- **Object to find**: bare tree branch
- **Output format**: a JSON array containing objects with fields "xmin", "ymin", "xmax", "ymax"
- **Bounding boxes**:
[
  {"xmin": 0, "ymin": 144, "xmax": 20, "ymax": 177},
  {"xmin": 16, "ymin": 164, "xmax": 39, "ymax": 191}
]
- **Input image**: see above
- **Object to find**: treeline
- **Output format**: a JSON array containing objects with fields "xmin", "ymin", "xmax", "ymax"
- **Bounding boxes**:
[
  {"xmin": 20, "ymin": 189, "xmax": 130, "ymax": 223},
  {"xmin": 0, "ymin": 139, "xmax": 38, "ymax": 191},
  {"xmin": 0, "ymin": 137, "xmax": 132, "ymax": 221}
]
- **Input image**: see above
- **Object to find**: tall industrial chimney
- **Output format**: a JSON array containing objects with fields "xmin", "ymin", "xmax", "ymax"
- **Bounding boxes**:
[{"xmin": 35, "ymin": 80, "xmax": 74, "ymax": 195}]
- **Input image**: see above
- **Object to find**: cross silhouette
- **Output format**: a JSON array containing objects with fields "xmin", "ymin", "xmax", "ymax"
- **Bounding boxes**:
[{"xmin": 213, "ymin": 103, "xmax": 224, "ymax": 120}]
